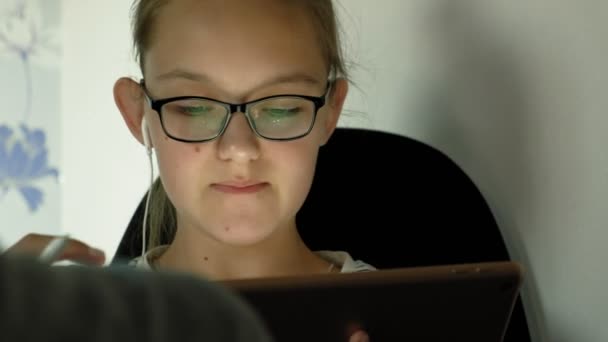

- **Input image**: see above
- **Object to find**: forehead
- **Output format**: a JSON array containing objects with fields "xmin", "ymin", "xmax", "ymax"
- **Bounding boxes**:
[{"xmin": 144, "ymin": 0, "xmax": 327, "ymax": 91}]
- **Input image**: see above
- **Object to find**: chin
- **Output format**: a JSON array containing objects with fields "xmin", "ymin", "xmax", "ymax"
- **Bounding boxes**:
[{"xmin": 211, "ymin": 221, "xmax": 277, "ymax": 247}]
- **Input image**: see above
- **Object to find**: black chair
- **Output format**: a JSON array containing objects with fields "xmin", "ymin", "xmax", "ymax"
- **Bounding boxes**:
[{"xmin": 113, "ymin": 127, "xmax": 531, "ymax": 341}]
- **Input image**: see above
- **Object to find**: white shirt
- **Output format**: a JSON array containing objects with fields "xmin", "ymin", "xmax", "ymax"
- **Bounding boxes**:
[{"xmin": 131, "ymin": 245, "xmax": 377, "ymax": 273}]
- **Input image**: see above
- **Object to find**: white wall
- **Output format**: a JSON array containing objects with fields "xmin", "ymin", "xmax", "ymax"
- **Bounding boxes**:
[
  {"xmin": 60, "ymin": 0, "xmax": 144, "ymax": 257},
  {"xmin": 55, "ymin": 1, "xmax": 608, "ymax": 341}
]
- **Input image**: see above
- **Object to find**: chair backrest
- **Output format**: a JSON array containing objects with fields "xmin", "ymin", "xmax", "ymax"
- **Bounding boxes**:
[{"xmin": 113, "ymin": 127, "xmax": 530, "ymax": 341}]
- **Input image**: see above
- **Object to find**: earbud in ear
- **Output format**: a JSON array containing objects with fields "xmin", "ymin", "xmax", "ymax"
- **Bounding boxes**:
[{"xmin": 141, "ymin": 117, "xmax": 151, "ymax": 154}]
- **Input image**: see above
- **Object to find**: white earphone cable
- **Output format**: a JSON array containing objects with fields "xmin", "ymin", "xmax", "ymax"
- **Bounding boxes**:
[{"xmin": 141, "ymin": 146, "xmax": 153, "ymax": 258}]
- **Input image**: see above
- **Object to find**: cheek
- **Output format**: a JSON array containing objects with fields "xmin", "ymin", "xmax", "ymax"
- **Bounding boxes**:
[
  {"xmin": 313, "ymin": 108, "xmax": 334, "ymax": 134},
  {"xmin": 308, "ymin": 110, "xmax": 337, "ymax": 147},
  {"xmin": 154, "ymin": 138, "xmax": 209, "ymax": 201},
  {"xmin": 271, "ymin": 141, "xmax": 319, "ymax": 206}
]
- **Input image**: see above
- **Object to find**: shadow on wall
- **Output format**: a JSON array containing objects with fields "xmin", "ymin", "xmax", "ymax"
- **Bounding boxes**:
[{"xmin": 416, "ymin": 1, "xmax": 549, "ymax": 341}]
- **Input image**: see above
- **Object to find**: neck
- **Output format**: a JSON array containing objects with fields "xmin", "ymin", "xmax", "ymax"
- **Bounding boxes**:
[{"xmin": 156, "ymin": 218, "xmax": 332, "ymax": 280}]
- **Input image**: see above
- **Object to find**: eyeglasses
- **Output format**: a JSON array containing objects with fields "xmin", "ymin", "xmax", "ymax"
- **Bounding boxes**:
[{"xmin": 140, "ymin": 80, "xmax": 331, "ymax": 143}]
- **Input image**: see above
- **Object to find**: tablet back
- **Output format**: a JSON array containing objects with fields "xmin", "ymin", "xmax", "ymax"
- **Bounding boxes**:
[{"xmin": 222, "ymin": 261, "xmax": 524, "ymax": 342}]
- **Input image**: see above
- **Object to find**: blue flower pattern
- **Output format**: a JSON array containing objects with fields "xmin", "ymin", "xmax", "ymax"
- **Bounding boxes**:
[
  {"xmin": 0, "ymin": 124, "xmax": 58, "ymax": 211},
  {"xmin": 1, "ymin": 0, "xmax": 59, "ymax": 212}
]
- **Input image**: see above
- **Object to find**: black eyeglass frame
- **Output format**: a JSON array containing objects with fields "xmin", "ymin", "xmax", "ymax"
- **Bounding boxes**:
[{"xmin": 140, "ymin": 80, "xmax": 332, "ymax": 143}]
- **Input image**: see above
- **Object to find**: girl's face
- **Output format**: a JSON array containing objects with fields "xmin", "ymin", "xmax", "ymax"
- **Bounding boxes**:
[{"xmin": 120, "ymin": 0, "xmax": 347, "ymax": 246}]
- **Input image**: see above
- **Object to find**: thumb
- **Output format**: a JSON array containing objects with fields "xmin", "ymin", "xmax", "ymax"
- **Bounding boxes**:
[{"xmin": 348, "ymin": 330, "xmax": 370, "ymax": 342}]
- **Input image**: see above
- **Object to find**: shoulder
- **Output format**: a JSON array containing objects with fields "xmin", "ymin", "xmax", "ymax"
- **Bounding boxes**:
[{"xmin": 314, "ymin": 250, "xmax": 377, "ymax": 273}]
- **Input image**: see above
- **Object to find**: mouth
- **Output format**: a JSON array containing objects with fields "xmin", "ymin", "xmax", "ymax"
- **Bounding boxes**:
[{"xmin": 211, "ymin": 181, "xmax": 269, "ymax": 194}]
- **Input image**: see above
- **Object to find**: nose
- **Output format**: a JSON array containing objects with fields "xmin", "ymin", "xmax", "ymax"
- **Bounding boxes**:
[{"xmin": 216, "ymin": 113, "xmax": 261, "ymax": 163}]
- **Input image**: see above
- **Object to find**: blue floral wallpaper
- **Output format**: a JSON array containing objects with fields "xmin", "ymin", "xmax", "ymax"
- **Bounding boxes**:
[{"xmin": 0, "ymin": 0, "xmax": 60, "ymax": 245}]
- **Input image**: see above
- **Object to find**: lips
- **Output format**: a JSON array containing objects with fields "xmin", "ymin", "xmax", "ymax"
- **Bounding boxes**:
[{"xmin": 211, "ymin": 181, "xmax": 269, "ymax": 194}]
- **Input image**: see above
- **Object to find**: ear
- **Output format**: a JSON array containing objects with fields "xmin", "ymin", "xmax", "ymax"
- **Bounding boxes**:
[
  {"xmin": 113, "ymin": 77, "xmax": 148, "ymax": 147},
  {"xmin": 320, "ymin": 78, "xmax": 348, "ymax": 146}
]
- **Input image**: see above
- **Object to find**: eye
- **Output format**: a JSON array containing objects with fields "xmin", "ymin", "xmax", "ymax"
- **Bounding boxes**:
[
  {"xmin": 177, "ymin": 105, "xmax": 213, "ymax": 116},
  {"xmin": 262, "ymin": 107, "xmax": 302, "ymax": 117}
]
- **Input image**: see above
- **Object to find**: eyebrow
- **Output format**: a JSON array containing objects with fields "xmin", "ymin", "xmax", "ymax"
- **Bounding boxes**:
[{"xmin": 154, "ymin": 68, "xmax": 324, "ymax": 91}]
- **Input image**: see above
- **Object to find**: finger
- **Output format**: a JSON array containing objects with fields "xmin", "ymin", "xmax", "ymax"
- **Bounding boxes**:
[
  {"xmin": 5, "ymin": 233, "xmax": 59, "ymax": 255},
  {"xmin": 56, "ymin": 240, "xmax": 106, "ymax": 265},
  {"xmin": 345, "ymin": 322, "xmax": 365, "ymax": 337},
  {"xmin": 5, "ymin": 233, "xmax": 105, "ymax": 265},
  {"xmin": 348, "ymin": 330, "xmax": 370, "ymax": 342}
]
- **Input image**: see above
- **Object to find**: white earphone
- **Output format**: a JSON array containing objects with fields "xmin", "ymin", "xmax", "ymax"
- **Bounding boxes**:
[
  {"xmin": 141, "ymin": 117, "xmax": 153, "ymax": 258},
  {"xmin": 141, "ymin": 117, "xmax": 152, "ymax": 155}
]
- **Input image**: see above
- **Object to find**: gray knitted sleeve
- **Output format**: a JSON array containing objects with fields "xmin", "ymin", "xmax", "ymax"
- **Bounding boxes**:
[{"xmin": 0, "ymin": 256, "xmax": 274, "ymax": 342}]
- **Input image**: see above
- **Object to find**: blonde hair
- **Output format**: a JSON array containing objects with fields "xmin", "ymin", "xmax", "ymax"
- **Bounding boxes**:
[{"xmin": 130, "ymin": 0, "xmax": 350, "ymax": 249}]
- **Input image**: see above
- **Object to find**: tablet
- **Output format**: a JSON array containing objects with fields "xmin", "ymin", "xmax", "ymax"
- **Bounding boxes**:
[{"xmin": 220, "ymin": 261, "xmax": 523, "ymax": 342}]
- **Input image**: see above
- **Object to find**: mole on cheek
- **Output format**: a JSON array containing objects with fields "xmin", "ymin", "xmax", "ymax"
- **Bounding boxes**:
[
  {"xmin": 194, "ymin": 146, "xmax": 200, "ymax": 153},
  {"xmin": 224, "ymin": 226, "xmax": 231, "ymax": 232},
  {"xmin": 204, "ymin": 256, "xmax": 209, "ymax": 261}
]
